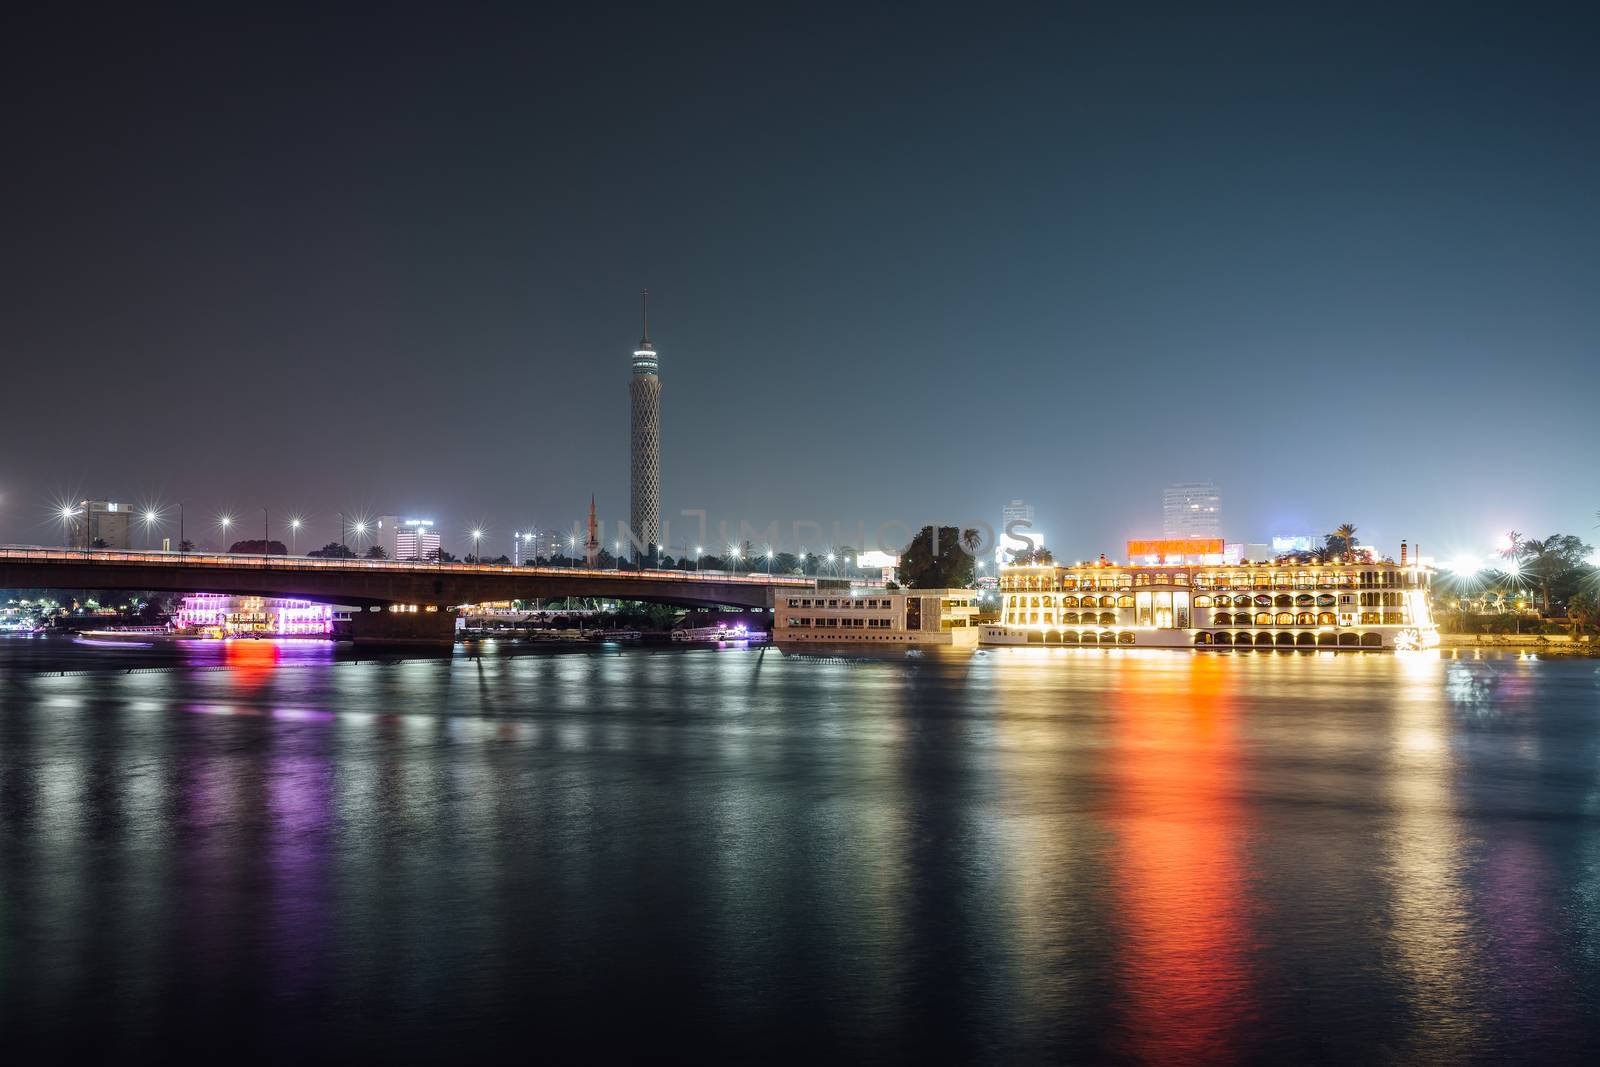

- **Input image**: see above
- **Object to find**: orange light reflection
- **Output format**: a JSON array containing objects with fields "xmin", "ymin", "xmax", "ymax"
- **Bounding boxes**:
[{"xmin": 1110, "ymin": 654, "xmax": 1251, "ymax": 1064}]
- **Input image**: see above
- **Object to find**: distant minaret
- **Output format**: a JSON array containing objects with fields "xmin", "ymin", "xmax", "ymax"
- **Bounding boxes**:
[
  {"xmin": 586, "ymin": 496, "xmax": 600, "ymax": 566},
  {"xmin": 629, "ymin": 289, "xmax": 661, "ymax": 563}
]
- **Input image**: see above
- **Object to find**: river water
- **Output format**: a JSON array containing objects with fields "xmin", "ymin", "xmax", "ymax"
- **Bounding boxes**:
[{"xmin": 2, "ymin": 636, "xmax": 1599, "ymax": 1062}]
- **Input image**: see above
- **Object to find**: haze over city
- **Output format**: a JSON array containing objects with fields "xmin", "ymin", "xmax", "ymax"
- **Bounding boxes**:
[{"xmin": 4, "ymin": 6, "xmax": 1597, "ymax": 558}]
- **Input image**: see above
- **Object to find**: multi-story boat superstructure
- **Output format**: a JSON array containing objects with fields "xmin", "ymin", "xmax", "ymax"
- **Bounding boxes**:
[{"xmin": 985, "ymin": 558, "xmax": 1436, "ymax": 650}]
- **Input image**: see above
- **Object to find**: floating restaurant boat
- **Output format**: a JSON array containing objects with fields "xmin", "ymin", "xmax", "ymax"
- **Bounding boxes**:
[{"xmin": 983, "ymin": 547, "xmax": 1437, "ymax": 651}]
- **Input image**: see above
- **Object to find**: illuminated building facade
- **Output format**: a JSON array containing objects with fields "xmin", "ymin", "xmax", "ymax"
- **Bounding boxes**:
[
  {"xmin": 775, "ymin": 588, "xmax": 978, "ymax": 647},
  {"xmin": 986, "ymin": 557, "xmax": 1436, "ymax": 649},
  {"xmin": 629, "ymin": 290, "xmax": 661, "ymax": 562},
  {"xmin": 177, "ymin": 594, "xmax": 333, "ymax": 636},
  {"xmin": 378, "ymin": 517, "xmax": 440, "ymax": 561},
  {"xmin": 66, "ymin": 500, "xmax": 132, "ymax": 549},
  {"xmin": 1163, "ymin": 482, "xmax": 1221, "ymax": 539}
]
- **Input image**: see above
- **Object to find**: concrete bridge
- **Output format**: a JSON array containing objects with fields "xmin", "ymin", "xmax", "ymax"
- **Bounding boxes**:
[{"xmin": 0, "ymin": 546, "xmax": 816, "ymax": 646}]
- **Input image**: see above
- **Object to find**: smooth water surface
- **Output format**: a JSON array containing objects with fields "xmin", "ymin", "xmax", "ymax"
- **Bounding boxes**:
[{"xmin": 3, "ymin": 637, "xmax": 1599, "ymax": 1061}]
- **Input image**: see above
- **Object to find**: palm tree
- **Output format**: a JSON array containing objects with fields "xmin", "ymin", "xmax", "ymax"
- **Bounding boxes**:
[
  {"xmin": 1326, "ymin": 523, "xmax": 1358, "ymax": 560},
  {"xmin": 961, "ymin": 527, "xmax": 983, "ymax": 559},
  {"xmin": 1518, "ymin": 536, "xmax": 1555, "ymax": 615},
  {"xmin": 1502, "ymin": 530, "xmax": 1523, "ymax": 560}
]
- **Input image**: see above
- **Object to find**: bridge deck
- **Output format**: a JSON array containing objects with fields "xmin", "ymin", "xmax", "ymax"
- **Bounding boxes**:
[{"xmin": 0, "ymin": 546, "xmax": 816, "ymax": 610}]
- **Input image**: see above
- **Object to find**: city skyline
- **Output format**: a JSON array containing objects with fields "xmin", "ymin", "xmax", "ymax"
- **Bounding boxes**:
[{"xmin": 2, "ymin": 7, "xmax": 1597, "ymax": 557}]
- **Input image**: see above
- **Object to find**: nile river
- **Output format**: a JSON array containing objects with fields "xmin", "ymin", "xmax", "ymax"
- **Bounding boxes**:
[{"xmin": 2, "ymin": 637, "xmax": 1599, "ymax": 1061}]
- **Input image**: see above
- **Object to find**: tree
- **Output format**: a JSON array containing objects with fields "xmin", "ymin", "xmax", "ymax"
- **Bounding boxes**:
[
  {"xmin": 365, "ymin": 545, "xmax": 387, "ymax": 559},
  {"xmin": 897, "ymin": 526, "xmax": 978, "ymax": 589},
  {"xmin": 1517, "ymin": 534, "xmax": 1594, "ymax": 615},
  {"xmin": 178, "ymin": 540, "xmax": 195, "ymax": 553},
  {"xmin": 229, "ymin": 539, "xmax": 287, "ymax": 555},
  {"xmin": 1568, "ymin": 591, "xmax": 1598, "ymax": 637},
  {"xmin": 1012, "ymin": 546, "xmax": 1054, "ymax": 566},
  {"xmin": 309, "ymin": 542, "xmax": 355, "ymax": 559},
  {"xmin": 1324, "ymin": 523, "xmax": 1358, "ymax": 559}
]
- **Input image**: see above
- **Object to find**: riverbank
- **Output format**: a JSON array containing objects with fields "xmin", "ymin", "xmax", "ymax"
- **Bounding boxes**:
[{"xmin": 1440, "ymin": 632, "xmax": 1600, "ymax": 656}]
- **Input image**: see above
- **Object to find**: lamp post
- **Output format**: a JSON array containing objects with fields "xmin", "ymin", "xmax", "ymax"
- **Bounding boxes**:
[
  {"xmin": 695, "ymin": 546, "xmax": 702, "ymax": 574},
  {"xmin": 142, "ymin": 509, "xmax": 160, "ymax": 550},
  {"xmin": 59, "ymin": 505, "xmax": 81, "ymax": 553},
  {"xmin": 472, "ymin": 529, "xmax": 482, "ymax": 563},
  {"xmin": 729, "ymin": 545, "xmax": 741, "ymax": 573},
  {"xmin": 339, "ymin": 512, "xmax": 346, "ymax": 552},
  {"xmin": 290, "ymin": 518, "xmax": 301, "ymax": 556},
  {"xmin": 262, "ymin": 508, "xmax": 269, "ymax": 560},
  {"xmin": 179, "ymin": 504, "xmax": 185, "ymax": 556},
  {"xmin": 352, "ymin": 521, "xmax": 367, "ymax": 557},
  {"xmin": 614, "ymin": 541, "xmax": 622, "ymax": 571},
  {"xmin": 219, "ymin": 515, "xmax": 233, "ymax": 552},
  {"xmin": 766, "ymin": 548, "xmax": 774, "ymax": 576},
  {"xmin": 568, "ymin": 536, "xmax": 576, "ymax": 569}
]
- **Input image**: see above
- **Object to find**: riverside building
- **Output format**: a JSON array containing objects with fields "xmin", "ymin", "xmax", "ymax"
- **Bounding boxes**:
[
  {"xmin": 774, "ymin": 588, "xmax": 979, "ymax": 647},
  {"xmin": 985, "ymin": 546, "xmax": 1437, "ymax": 650}
]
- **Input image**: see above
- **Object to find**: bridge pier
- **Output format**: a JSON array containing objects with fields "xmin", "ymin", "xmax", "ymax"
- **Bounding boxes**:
[{"xmin": 348, "ymin": 605, "xmax": 458, "ymax": 649}]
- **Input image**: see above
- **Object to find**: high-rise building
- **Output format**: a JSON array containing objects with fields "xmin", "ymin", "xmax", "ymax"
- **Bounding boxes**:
[
  {"xmin": 1162, "ymin": 483, "xmax": 1221, "ymax": 540},
  {"xmin": 629, "ymin": 289, "xmax": 662, "ymax": 562},
  {"xmin": 997, "ymin": 499, "xmax": 1045, "ymax": 561},
  {"xmin": 377, "ymin": 517, "xmax": 440, "ymax": 561},
  {"xmin": 66, "ymin": 500, "xmax": 131, "ymax": 550}
]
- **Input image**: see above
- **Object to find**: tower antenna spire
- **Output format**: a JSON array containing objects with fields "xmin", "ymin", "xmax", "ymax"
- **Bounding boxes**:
[{"xmin": 640, "ymin": 288, "xmax": 650, "ymax": 345}]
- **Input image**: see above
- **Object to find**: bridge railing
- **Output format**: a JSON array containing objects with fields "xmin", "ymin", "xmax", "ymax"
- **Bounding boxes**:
[{"xmin": 0, "ymin": 545, "xmax": 815, "ymax": 586}]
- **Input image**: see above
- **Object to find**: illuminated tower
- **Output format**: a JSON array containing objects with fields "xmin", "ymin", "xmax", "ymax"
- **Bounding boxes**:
[{"xmin": 629, "ymin": 289, "xmax": 661, "ymax": 562}]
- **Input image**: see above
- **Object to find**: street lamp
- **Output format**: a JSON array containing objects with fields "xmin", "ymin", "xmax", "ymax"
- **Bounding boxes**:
[
  {"xmin": 141, "ymin": 508, "xmax": 160, "ymax": 550},
  {"xmin": 568, "ymin": 535, "xmax": 577, "ymax": 568},
  {"xmin": 290, "ymin": 517, "xmax": 301, "ymax": 556},
  {"xmin": 695, "ymin": 546, "xmax": 702, "ymax": 573},
  {"xmin": 219, "ymin": 515, "xmax": 233, "ymax": 552},
  {"xmin": 728, "ymin": 545, "xmax": 741, "ymax": 573},
  {"xmin": 472, "ymin": 528, "xmax": 482, "ymax": 563},
  {"xmin": 765, "ymin": 547, "xmax": 774, "ymax": 576},
  {"xmin": 614, "ymin": 540, "xmax": 622, "ymax": 570},
  {"xmin": 59, "ymin": 505, "xmax": 83, "ymax": 553}
]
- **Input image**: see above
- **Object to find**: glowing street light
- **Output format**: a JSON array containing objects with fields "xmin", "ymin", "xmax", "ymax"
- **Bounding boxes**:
[
  {"xmin": 471, "ymin": 528, "xmax": 483, "ymax": 562},
  {"xmin": 695, "ymin": 545, "xmax": 702, "ymax": 573},
  {"xmin": 765, "ymin": 547, "xmax": 774, "ymax": 575},
  {"xmin": 568, "ymin": 535, "xmax": 577, "ymax": 569},
  {"xmin": 289, "ymin": 517, "xmax": 302, "ymax": 556}
]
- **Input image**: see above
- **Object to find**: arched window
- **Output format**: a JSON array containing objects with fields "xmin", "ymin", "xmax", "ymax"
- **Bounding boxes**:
[
  {"xmin": 1135, "ymin": 573, "xmax": 1151, "ymax": 587},
  {"xmin": 1117, "ymin": 595, "xmax": 1135, "ymax": 607},
  {"xmin": 1062, "ymin": 596, "xmax": 1078, "ymax": 607},
  {"xmin": 1255, "ymin": 612, "xmax": 1272, "ymax": 626},
  {"xmin": 1274, "ymin": 594, "xmax": 1292, "ymax": 608},
  {"xmin": 1296, "ymin": 611, "xmax": 1315, "ymax": 625},
  {"xmin": 1099, "ymin": 611, "xmax": 1116, "ymax": 625},
  {"xmin": 1193, "ymin": 595, "xmax": 1213, "ymax": 607},
  {"xmin": 1317, "ymin": 612, "xmax": 1336, "ymax": 625},
  {"xmin": 1254, "ymin": 594, "xmax": 1272, "ymax": 608},
  {"xmin": 1275, "ymin": 611, "xmax": 1294, "ymax": 626},
  {"xmin": 1214, "ymin": 611, "xmax": 1233, "ymax": 625},
  {"xmin": 1154, "ymin": 573, "xmax": 1169, "ymax": 585}
]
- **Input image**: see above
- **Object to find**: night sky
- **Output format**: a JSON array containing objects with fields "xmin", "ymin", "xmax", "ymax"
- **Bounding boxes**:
[{"xmin": 3, "ymin": 6, "xmax": 1596, "ymax": 560}]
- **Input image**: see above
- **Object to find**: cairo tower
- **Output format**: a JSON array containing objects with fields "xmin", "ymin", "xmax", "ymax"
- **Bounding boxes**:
[{"xmin": 629, "ymin": 290, "xmax": 661, "ymax": 562}]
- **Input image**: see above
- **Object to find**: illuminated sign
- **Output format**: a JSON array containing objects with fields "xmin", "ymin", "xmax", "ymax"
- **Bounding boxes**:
[
  {"xmin": 1126, "ymin": 538, "xmax": 1224, "ymax": 558},
  {"xmin": 856, "ymin": 550, "xmax": 899, "ymax": 569}
]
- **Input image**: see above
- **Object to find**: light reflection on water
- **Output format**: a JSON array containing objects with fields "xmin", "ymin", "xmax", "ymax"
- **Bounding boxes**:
[{"xmin": 1, "ymin": 641, "xmax": 1599, "ymax": 1060}]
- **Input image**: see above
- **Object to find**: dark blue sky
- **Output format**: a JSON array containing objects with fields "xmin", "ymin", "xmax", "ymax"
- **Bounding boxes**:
[{"xmin": 3, "ymin": 5, "xmax": 1596, "ymax": 560}]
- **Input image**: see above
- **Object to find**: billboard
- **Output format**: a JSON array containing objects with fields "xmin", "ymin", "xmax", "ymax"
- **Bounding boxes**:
[{"xmin": 1126, "ymin": 538, "xmax": 1225, "ymax": 559}]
